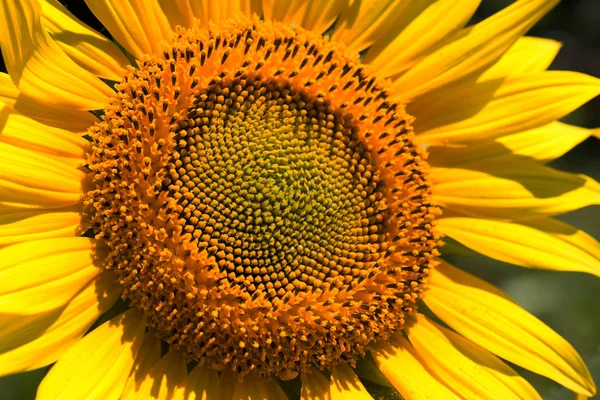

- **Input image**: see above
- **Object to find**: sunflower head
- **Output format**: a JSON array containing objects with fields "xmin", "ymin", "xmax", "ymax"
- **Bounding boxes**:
[
  {"xmin": 85, "ymin": 17, "xmax": 439, "ymax": 377},
  {"xmin": 1, "ymin": 0, "xmax": 598, "ymax": 399}
]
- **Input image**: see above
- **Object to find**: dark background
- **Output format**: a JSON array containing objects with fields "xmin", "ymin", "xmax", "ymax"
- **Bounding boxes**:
[{"xmin": 0, "ymin": 0, "xmax": 598, "ymax": 399}]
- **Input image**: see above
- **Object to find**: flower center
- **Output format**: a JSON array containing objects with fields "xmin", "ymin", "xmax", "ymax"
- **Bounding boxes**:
[
  {"xmin": 85, "ymin": 17, "xmax": 439, "ymax": 378},
  {"xmin": 170, "ymin": 77, "xmax": 387, "ymax": 299}
]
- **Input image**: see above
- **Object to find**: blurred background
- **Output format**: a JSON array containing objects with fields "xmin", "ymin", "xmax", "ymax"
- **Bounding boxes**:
[{"xmin": 0, "ymin": 0, "xmax": 598, "ymax": 399}]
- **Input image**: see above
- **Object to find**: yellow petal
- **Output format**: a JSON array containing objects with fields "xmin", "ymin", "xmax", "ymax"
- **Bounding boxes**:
[
  {"xmin": 425, "ymin": 261, "xmax": 596, "ymax": 396},
  {"xmin": 408, "ymin": 314, "xmax": 542, "ymax": 400},
  {"xmin": 39, "ymin": 0, "xmax": 129, "ymax": 81},
  {"xmin": 354, "ymin": 355, "xmax": 394, "ymax": 388},
  {"xmin": 0, "ymin": 142, "xmax": 84, "ymax": 209},
  {"xmin": 231, "ymin": 375, "xmax": 286, "ymax": 400},
  {"xmin": 0, "ymin": 0, "xmax": 113, "ymax": 110},
  {"xmin": 262, "ymin": 0, "xmax": 347, "ymax": 35},
  {"xmin": 0, "ymin": 271, "xmax": 119, "ymax": 376},
  {"xmin": 479, "ymin": 36, "xmax": 561, "ymax": 81},
  {"xmin": 431, "ymin": 161, "xmax": 600, "ymax": 219},
  {"xmin": 0, "ymin": 141, "xmax": 82, "ymax": 185},
  {"xmin": 219, "ymin": 369, "xmax": 236, "ymax": 400},
  {"xmin": 0, "ymin": 209, "xmax": 82, "ymax": 246},
  {"xmin": 330, "ymin": 364, "xmax": 373, "ymax": 400},
  {"xmin": 127, "ymin": 350, "xmax": 188, "ymax": 400},
  {"xmin": 428, "ymin": 122, "xmax": 592, "ymax": 166},
  {"xmin": 437, "ymin": 217, "xmax": 600, "ymax": 277},
  {"xmin": 362, "ymin": 0, "xmax": 480, "ymax": 78},
  {"xmin": 0, "ymin": 72, "xmax": 19, "ymax": 105},
  {"xmin": 0, "ymin": 237, "xmax": 98, "ymax": 314},
  {"xmin": 495, "ymin": 122, "xmax": 592, "ymax": 162},
  {"xmin": 16, "ymin": 98, "xmax": 97, "ymax": 133},
  {"xmin": 37, "ymin": 308, "xmax": 145, "ymax": 400},
  {"xmin": 370, "ymin": 334, "xmax": 459, "ymax": 399},
  {"xmin": 413, "ymin": 71, "xmax": 600, "ymax": 145},
  {"xmin": 390, "ymin": 0, "xmax": 558, "ymax": 101},
  {"xmin": 0, "ymin": 179, "xmax": 82, "ymax": 210},
  {"xmin": 0, "ymin": 80, "xmax": 98, "ymax": 132},
  {"xmin": 156, "ymin": 0, "xmax": 195, "ymax": 29},
  {"xmin": 84, "ymin": 0, "xmax": 172, "ymax": 60},
  {"xmin": 172, "ymin": 366, "xmax": 220, "ymax": 400},
  {"xmin": 330, "ymin": 0, "xmax": 417, "ymax": 54},
  {"xmin": 152, "ymin": 351, "xmax": 188, "ymax": 400},
  {"xmin": 301, "ymin": 369, "xmax": 331, "ymax": 400},
  {"xmin": 266, "ymin": 383, "xmax": 289, "ymax": 400},
  {"xmin": 0, "ymin": 103, "xmax": 87, "ymax": 161},
  {"xmin": 159, "ymin": 0, "xmax": 262, "ymax": 31},
  {"xmin": 120, "ymin": 332, "xmax": 160, "ymax": 398}
]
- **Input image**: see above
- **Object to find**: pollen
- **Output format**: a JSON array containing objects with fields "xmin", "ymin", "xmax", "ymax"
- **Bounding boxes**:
[{"xmin": 85, "ymin": 17, "xmax": 440, "ymax": 378}]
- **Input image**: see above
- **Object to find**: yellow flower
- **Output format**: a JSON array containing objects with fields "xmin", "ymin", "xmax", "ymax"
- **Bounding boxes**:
[{"xmin": 0, "ymin": 0, "xmax": 598, "ymax": 399}]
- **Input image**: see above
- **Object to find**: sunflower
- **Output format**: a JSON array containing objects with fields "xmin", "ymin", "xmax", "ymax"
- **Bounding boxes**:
[{"xmin": 0, "ymin": 0, "xmax": 598, "ymax": 398}]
